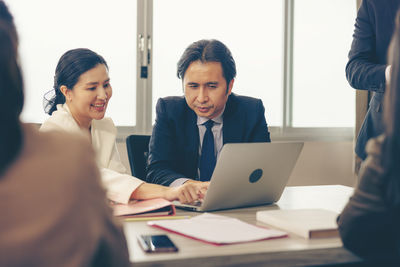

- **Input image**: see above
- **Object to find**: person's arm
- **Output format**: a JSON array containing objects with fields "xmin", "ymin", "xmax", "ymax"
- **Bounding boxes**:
[
  {"xmin": 337, "ymin": 137, "xmax": 398, "ymax": 260},
  {"xmin": 132, "ymin": 181, "xmax": 209, "ymax": 204},
  {"xmin": 104, "ymin": 119, "xmax": 208, "ymax": 203},
  {"xmin": 99, "ymin": 167, "xmax": 143, "ymax": 204},
  {"xmin": 345, "ymin": 0, "xmax": 387, "ymax": 92},
  {"xmin": 102, "ymin": 163, "xmax": 209, "ymax": 204},
  {"xmin": 98, "ymin": 141, "xmax": 143, "ymax": 203},
  {"xmin": 146, "ymin": 98, "xmax": 191, "ymax": 185}
]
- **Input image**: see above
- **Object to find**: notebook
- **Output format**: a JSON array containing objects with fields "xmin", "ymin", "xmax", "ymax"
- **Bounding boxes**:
[
  {"xmin": 174, "ymin": 142, "xmax": 304, "ymax": 212},
  {"xmin": 256, "ymin": 209, "xmax": 339, "ymax": 239}
]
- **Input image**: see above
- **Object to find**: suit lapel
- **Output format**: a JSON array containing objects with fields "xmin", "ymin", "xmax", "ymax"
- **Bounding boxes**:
[
  {"xmin": 223, "ymin": 94, "xmax": 242, "ymax": 144},
  {"xmin": 184, "ymin": 106, "xmax": 200, "ymax": 177}
]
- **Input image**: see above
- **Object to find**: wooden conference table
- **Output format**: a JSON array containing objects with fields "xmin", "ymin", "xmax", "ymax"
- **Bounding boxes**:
[{"xmin": 123, "ymin": 185, "xmax": 363, "ymax": 266}]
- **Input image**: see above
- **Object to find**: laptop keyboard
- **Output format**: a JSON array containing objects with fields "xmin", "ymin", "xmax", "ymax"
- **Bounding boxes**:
[{"xmin": 191, "ymin": 200, "xmax": 202, "ymax": 207}]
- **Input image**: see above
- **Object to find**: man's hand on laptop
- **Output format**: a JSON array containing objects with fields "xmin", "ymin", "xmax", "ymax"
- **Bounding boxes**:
[{"xmin": 173, "ymin": 180, "xmax": 209, "ymax": 204}]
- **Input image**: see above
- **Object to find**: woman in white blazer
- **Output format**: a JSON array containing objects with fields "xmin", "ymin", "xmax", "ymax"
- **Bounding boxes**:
[{"xmin": 41, "ymin": 48, "xmax": 208, "ymax": 204}]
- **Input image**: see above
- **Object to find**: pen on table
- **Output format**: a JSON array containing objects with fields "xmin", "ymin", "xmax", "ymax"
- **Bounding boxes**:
[{"xmin": 124, "ymin": 215, "xmax": 191, "ymax": 222}]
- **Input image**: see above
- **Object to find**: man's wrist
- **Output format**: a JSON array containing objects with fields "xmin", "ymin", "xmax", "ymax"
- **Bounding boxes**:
[{"xmin": 169, "ymin": 178, "xmax": 189, "ymax": 187}]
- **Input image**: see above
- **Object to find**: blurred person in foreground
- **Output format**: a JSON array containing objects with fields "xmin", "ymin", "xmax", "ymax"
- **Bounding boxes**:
[
  {"xmin": 0, "ymin": 1, "xmax": 130, "ymax": 266},
  {"xmin": 338, "ymin": 10, "xmax": 400, "ymax": 265}
]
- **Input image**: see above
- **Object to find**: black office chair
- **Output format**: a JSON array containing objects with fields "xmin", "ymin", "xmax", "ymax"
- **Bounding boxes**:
[{"xmin": 126, "ymin": 135, "xmax": 151, "ymax": 181}]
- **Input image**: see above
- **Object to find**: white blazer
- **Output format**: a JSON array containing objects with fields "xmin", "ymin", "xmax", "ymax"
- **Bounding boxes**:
[{"xmin": 40, "ymin": 104, "xmax": 143, "ymax": 204}]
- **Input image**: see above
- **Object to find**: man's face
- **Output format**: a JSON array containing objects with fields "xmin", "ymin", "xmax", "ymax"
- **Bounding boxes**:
[{"xmin": 183, "ymin": 61, "xmax": 233, "ymax": 119}]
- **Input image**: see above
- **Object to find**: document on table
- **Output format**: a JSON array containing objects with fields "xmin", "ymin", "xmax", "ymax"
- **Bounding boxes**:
[{"xmin": 148, "ymin": 213, "xmax": 287, "ymax": 245}]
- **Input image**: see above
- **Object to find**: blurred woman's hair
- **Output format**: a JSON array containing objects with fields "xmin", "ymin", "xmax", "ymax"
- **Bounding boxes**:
[{"xmin": 0, "ymin": 0, "xmax": 24, "ymax": 175}]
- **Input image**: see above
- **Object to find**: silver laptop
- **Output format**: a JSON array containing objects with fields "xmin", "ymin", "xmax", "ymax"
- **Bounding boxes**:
[{"xmin": 174, "ymin": 142, "xmax": 304, "ymax": 212}]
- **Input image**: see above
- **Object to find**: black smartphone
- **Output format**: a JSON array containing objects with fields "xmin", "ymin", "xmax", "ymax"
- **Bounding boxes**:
[{"xmin": 137, "ymin": 234, "xmax": 178, "ymax": 253}]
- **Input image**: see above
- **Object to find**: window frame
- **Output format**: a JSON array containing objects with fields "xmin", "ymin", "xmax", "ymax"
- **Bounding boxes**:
[{"xmin": 120, "ymin": 0, "xmax": 355, "ymax": 142}]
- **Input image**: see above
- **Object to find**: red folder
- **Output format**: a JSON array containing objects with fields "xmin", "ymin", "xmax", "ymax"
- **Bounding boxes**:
[{"xmin": 112, "ymin": 198, "xmax": 176, "ymax": 218}]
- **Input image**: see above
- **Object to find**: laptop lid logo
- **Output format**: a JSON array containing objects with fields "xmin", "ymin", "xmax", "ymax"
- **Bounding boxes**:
[{"xmin": 249, "ymin": 169, "xmax": 263, "ymax": 183}]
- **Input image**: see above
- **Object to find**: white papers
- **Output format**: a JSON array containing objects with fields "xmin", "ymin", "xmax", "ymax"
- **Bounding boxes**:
[{"xmin": 148, "ymin": 213, "xmax": 287, "ymax": 244}]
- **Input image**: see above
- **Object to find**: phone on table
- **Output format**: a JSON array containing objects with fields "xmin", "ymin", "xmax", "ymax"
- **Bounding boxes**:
[{"xmin": 137, "ymin": 234, "xmax": 178, "ymax": 253}]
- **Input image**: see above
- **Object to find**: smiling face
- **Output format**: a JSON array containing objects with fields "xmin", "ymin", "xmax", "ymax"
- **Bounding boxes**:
[
  {"xmin": 61, "ymin": 64, "xmax": 112, "ymax": 129},
  {"xmin": 183, "ymin": 61, "xmax": 233, "ymax": 119}
]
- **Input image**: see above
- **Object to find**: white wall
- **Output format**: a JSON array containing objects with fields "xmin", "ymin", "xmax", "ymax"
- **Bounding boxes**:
[{"xmin": 287, "ymin": 141, "xmax": 356, "ymax": 187}]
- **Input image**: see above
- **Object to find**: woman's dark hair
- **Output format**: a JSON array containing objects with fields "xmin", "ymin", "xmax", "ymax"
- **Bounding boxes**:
[
  {"xmin": 177, "ymin": 39, "xmax": 236, "ymax": 93},
  {"xmin": 383, "ymin": 10, "xmax": 400, "ymax": 206},
  {"xmin": 44, "ymin": 48, "xmax": 108, "ymax": 115},
  {"xmin": 0, "ymin": 0, "xmax": 24, "ymax": 175}
]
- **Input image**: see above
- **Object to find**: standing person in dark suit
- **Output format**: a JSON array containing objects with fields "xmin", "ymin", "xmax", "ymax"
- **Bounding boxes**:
[
  {"xmin": 338, "ymin": 10, "xmax": 400, "ymax": 263},
  {"xmin": 147, "ymin": 39, "xmax": 271, "ymax": 201},
  {"xmin": 346, "ymin": 0, "xmax": 400, "ymax": 160}
]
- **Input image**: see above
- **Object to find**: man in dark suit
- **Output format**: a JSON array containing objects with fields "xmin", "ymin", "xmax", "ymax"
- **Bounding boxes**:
[
  {"xmin": 146, "ymin": 39, "xmax": 270, "ymax": 202},
  {"xmin": 346, "ymin": 0, "xmax": 400, "ymax": 160}
]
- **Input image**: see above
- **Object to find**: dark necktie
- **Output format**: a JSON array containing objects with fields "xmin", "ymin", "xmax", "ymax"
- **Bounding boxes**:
[{"xmin": 199, "ymin": 120, "xmax": 216, "ymax": 181}]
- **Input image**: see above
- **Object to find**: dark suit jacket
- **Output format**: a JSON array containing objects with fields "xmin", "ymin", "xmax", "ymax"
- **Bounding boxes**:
[
  {"xmin": 346, "ymin": 0, "xmax": 400, "ymax": 160},
  {"xmin": 146, "ymin": 93, "xmax": 271, "ymax": 186},
  {"xmin": 337, "ymin": 135, "xmax": 400, "ymax": 263}
]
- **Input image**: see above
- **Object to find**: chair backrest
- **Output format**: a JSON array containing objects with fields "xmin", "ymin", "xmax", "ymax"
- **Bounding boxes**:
[{"xmin": 126, "ymin": 135, "xmax": 151, "ymax": 181}]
